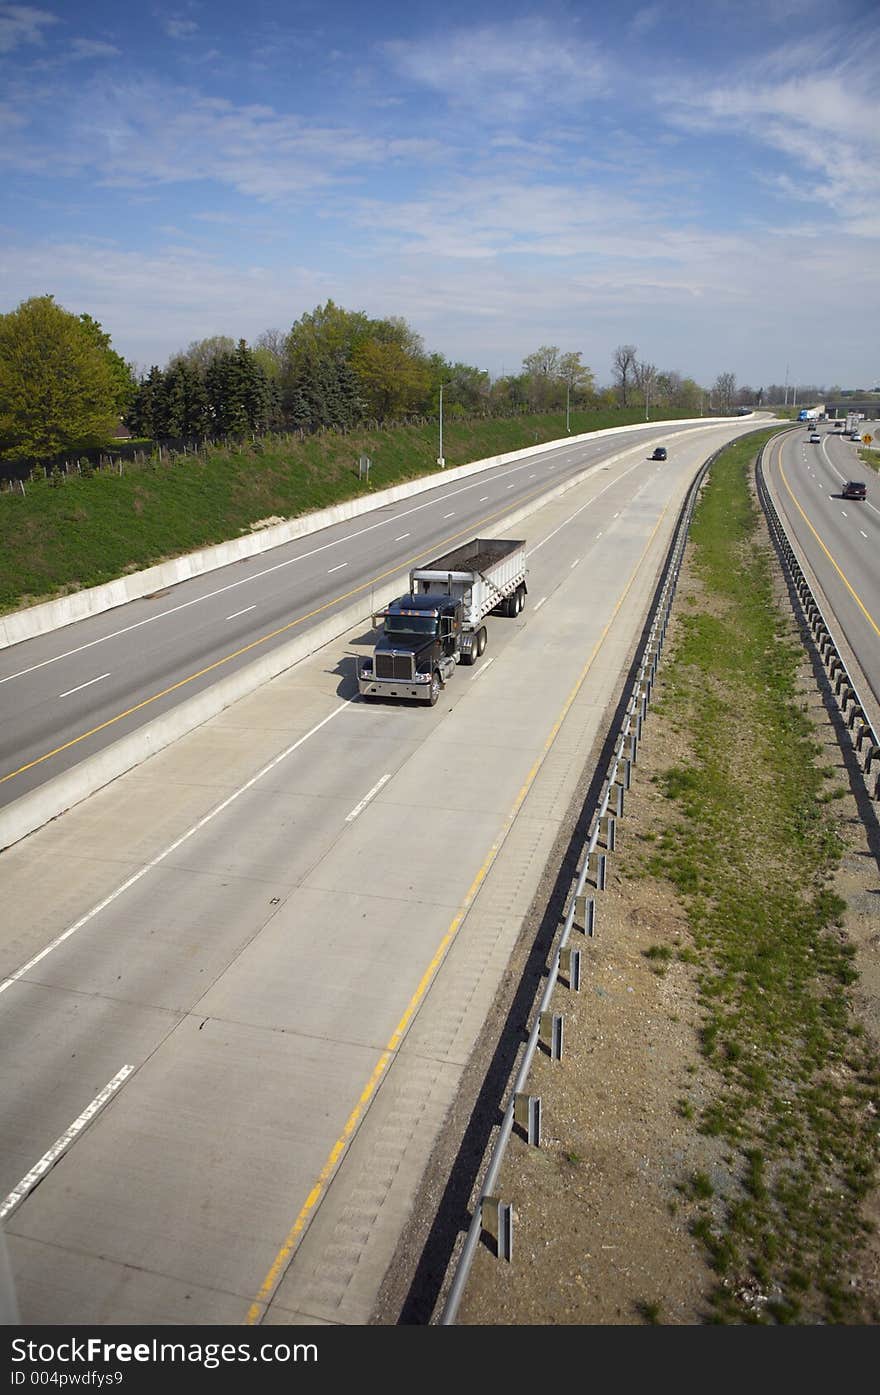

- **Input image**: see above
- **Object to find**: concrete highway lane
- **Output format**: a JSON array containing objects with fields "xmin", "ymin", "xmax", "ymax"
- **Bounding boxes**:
[
  {"xmin": 0, "ymin": 418, "xmax": 769, "ymax": 1324},
  {"xmin": 0, "ymin": 420, "xmax": 741, "ymax": 818},
  {"xmin": 762, "ymin": 424, "xmax": 880, "ymax": 727}
]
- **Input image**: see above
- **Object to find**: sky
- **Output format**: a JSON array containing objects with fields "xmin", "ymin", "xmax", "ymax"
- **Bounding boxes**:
[{"xmin": 1, "ymin": 0, "xmax": 879, "ymax": 391}]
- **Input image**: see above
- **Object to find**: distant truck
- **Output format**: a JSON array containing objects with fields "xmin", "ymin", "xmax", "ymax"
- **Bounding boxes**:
[
  {"xmin": 845, "ymin": 412, "xmax": 861, "ymax": 435},
  {"xmin": 798, "ymin": 407, "xmax": 821, "ymax": 422},
  {"xmin": 358, "ymin": 537, "xmax": 527, "ymax": 705}
]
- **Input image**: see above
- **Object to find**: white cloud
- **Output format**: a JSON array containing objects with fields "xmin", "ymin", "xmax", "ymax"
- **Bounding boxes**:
[
  {"xmin": 0, "ymin": 75, "xmax": 449, "ymax": 199},
  {"xmin": 165, "ymin": 17, "xmax": 198, "ymax": 40},
  {"xmin": 658, "ymin": 37, "xmax": 880, "ymax": 230},
  {"xmin": 0, "ymin": 3, "xmax": 57, "ymax": 53},
  {"xmin": 71, "ymin": 39, "xmax": 121, "ymax": 61},
  {"xmin": 628, "ymin": 5, "xmax": 663, "ymax": 37},
  {"xmin": 384, "ymin": 16, "xmax": 610, "ymax": 117}
]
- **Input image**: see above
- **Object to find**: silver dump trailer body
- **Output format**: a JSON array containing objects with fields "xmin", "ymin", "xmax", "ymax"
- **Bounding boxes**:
[
  {"xmin": 410, "ymin": 537, "xmax": 527, "ymax": 628},
  {"xmin": 358, "ymin": 537, "xmax": 527, "ymax": 704}
]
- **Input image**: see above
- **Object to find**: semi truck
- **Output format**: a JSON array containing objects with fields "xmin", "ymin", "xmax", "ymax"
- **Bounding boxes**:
[{"xmin": 358, "ymin": 537, "xmax": 527, "ymax": 705}]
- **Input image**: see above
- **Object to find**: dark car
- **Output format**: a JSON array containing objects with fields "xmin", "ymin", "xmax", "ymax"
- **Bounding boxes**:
[
  {"xmin": 651, "ymin": 446, "xmax": 667, "ymax": 460},
  {"xmin": 842, "ymin": 480, "xmax": 867, "ymax": 500}
]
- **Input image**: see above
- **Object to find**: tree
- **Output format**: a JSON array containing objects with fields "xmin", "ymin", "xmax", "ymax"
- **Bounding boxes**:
[
  {"xmin": 126, "ymin": 366, "xmax": 168, "ymax": 438},
  {"xmin": 78, "ymin": 313, "xmax": 137, "ymax": 417},
  {"xmin": 713, "ymin": 371, "xmax": 737, "ymax": 415},
  {"xmin": 351, "ymin": 339, "xmax": 430, "ymax": 421},
  {"xmin": 162, "ymin": 358, "xmax": 209, "ymax": 437},
  {"xmin": 204, "ymin": 340, "xmax": 275, "ymax": 436},
  {"xmin": 612, "ymin": 344, "xmax": 638, "ymax": 407},
  {"xmin": 558, "ymin": 351, "xmax": 595, "ymax": 403},
  {"xmin": 171, "ymin": 335, "xmax": 237, "ymax": 375},
  {"xmin": 0, "ymin": 295, "xmax": 119, "ymax": 462},
  {"xmin": 633, "ymin": 360, "xmax": 657, "ymax": 415}
]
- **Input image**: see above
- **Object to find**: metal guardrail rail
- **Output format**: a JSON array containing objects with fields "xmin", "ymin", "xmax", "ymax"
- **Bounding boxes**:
[
  {"xmin": 438, "ymin": 441, "xmax": 723, "ymax": 1323},
  {"xmin": 438, "ymin": 431, "xmax": 879, "ymax": 1325},
  {"xmin": 756, "ymin": 441, "xmax": 880, "ymax": 799}
]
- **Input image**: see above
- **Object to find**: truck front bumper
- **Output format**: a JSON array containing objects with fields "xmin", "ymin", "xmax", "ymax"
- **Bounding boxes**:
[{"xmin": 358, "ymin": 673, "xmax": 434, "ymax": 702}]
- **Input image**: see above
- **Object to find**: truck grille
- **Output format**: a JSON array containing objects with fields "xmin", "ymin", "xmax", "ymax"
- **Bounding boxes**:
[{"xmin": 376, "ymin": 652, "xmax": 415, "ymax": 681}]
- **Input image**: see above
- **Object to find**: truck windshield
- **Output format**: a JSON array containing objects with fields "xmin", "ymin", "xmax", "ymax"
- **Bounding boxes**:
[{"xmin": 384, "ymin": 615, "xmax": 438, "ymax": 637}]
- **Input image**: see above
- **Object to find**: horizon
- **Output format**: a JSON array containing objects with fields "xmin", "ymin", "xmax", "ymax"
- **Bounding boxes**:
[{"xmin": 1, "ymin": 0, "xmax": 878, "ymax": 388}]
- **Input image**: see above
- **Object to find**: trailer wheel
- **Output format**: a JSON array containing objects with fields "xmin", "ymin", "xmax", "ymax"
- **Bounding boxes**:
[
  {"xmin": 428, "ymin": 671, "xmax": 441, "ymax": 705},
  {"xmin": 516, "ymin": 585, "xmax": 526, "ymax": 613},
  {"xmin": 477, "ymin": 627, "xmax": 487, "ymax": 655},
  {"xmin": 505, "ymin": 591, "xmax": 517, "ymax": 617}
]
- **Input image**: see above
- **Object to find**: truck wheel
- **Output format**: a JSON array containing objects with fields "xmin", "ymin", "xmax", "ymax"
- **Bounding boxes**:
[
  {"xmin": 477, "ymin": 627, "xmax": 487, "ymax": 655},
  {"xmin": 428, "ymin": 671, "xmax": 441, "ymax": 705},
  {"xmin": 506, "ymin": 591, "xmax": 517, "ymax": 617},
  {"xmin": 516, "ymin": 585, "xmax": 526, "ymax": 613}
]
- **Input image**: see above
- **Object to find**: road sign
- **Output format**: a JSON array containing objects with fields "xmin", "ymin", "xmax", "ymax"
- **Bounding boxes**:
[{"xmin": 862, "ymin": 435, "xmax": 872, "ymax": 445}]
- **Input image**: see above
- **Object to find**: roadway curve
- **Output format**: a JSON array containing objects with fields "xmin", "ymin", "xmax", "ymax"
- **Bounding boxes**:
[
  {"xmin": 1, "ymin": 420, "xmax": 753, "ymax": 822},
  {"xmin": 761, "ymin": 423, "xmax": 880, "ymax": 732},
  {"xmin": 1, "ymin": 417, "xmax": 771, "ymax": 1325}
]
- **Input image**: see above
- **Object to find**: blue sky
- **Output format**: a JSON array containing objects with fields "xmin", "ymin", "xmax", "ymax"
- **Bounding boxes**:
[{"xmin": 1, "ymin": 0, "xmax": 878, "ymax": 390}]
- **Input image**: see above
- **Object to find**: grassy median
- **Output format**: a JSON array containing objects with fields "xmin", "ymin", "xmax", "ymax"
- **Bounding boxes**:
[{"xmin": 644, "ymin": 431, "xmax": 879, "ymax": 1323}]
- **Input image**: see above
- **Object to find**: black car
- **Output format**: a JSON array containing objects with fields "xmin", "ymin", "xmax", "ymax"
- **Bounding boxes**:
[
  {"xmin": 842, "ymin": 480, "xmax": 867, "ymax": 500},
  {"xmin": 651, "ymin": 446, "xmax": 667, "ymax": 460}
]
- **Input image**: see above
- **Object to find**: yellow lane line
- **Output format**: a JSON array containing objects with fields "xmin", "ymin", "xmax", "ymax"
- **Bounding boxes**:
[
  {"xmin": 777, "ymin": 457, "xmax": 880, "ymax": 639},
  {"xmin": 1, "ymin": 476, "xmax": 579, "ymax": 787},
  {"xmin": 245, "ymin": 478, "xmax": 676, "ymax": 1324}
]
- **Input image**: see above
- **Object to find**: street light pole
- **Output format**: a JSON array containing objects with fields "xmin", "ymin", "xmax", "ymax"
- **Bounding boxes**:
[
  {"xmin": 566, "ymin": 383, "xmax": 570, "ymax": 434},
  {"xmin": 438, "ymin": 383, "xmax": 446, "ymax": 468}
]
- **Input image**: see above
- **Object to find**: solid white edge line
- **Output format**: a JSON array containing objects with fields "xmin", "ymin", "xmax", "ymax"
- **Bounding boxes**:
[
  {"xmin": 470, "ymin": 656, "xmax": 495, "ymax": 681},
  {"xmin": 345, "ymin": 772, "xmax": 392, "ymax": 823},
  {"xmin": 1, "ymin": 1065, "xmax": 133, "ymax": 1221},
  {"xmin": 0, "ymin": 703, "xmax": 351, "ymax": 996}
]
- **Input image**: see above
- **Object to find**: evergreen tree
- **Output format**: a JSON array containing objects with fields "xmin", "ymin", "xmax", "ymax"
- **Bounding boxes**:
[
  {"xmin": 163, "ymin": 358, "xmax": 209, "ymax": 437},
  {"xmin": 126, "ymin": 366, "xmax": 168, "ymax": 439}
]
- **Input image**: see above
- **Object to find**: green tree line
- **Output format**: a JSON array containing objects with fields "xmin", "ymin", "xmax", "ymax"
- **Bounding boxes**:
[{"xmin": 0, "ymin": 293, "xmax": 747, "ymax": 467}]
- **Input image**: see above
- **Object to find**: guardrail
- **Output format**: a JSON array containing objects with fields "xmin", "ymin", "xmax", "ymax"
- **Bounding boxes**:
[
  {"xmin": 756, "ymin": 443, "xmax": 880, "ymax": 800},
  {"xmin": 438, "ymin": 430, "xmax": 879, "ymax": 1324},
  {"xmin": 439, "ymin": 440, "xmax": 724, "ymax": 1322}
]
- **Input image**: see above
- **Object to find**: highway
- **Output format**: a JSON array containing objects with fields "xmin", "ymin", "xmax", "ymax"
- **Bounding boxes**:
[
  {"xmin": 761, "ymin": 422, "xmax": 880, "ymax": 728},
  {"xmin": 0, "ymin": 416, "xmax": 772, "ymax": 1325},
  {"xmin": 1, "ymin": 420, "xmax": 750, "ymax": 817}
]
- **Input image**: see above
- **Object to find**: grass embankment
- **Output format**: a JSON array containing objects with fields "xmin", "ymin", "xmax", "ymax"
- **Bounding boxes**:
[
  {"xmin": 642, "ymin": 431, "xmax": 879, "ymax": 1323},
  {"xmin": 0, "ymin": 406, "xmax": 697, "ymax": 615}
]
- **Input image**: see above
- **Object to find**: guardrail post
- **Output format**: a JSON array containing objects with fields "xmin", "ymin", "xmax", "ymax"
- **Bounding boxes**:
[
  {"xmin": 514, "ymin": 1093, "xmax": 542, "ymax": 1146},
  {"xmin": 574, "ymin": 893, "xmax": 595, "ymax": 936},
  {"xmin": 560, "ymin": 946, "xmax": 582, "ymax": 991},
  {"xmin": 481, "ymin": 1197, "xmax": 514, "ymax": 1261},
  {"xmin": 539, "ymin": 1011, "xmax": 564, "ymax": 1060}
]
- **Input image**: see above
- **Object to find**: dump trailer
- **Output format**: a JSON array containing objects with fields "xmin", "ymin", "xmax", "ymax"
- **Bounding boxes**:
[{"xmin": 358, "ymin": 537, "xmax": 527, "ymax": 705}]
